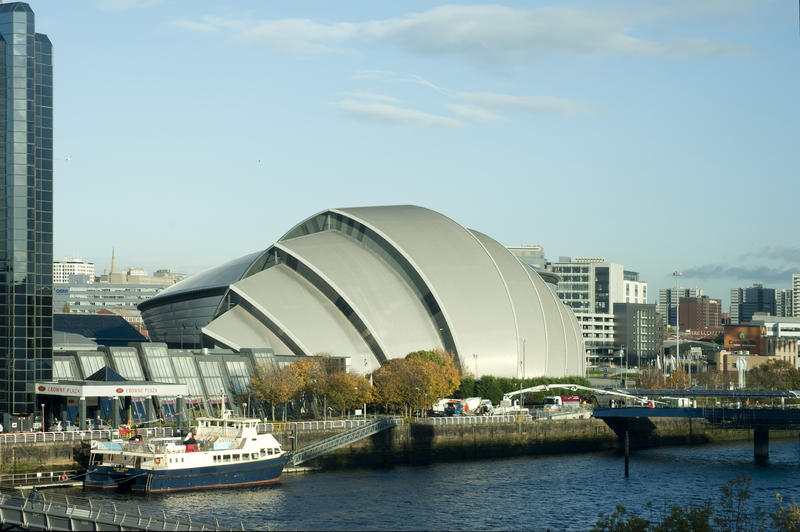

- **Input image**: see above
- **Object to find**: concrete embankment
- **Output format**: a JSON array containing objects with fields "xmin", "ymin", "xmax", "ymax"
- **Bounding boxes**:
[
  {"xmin": 0, "ymin": 417, "xmax": 792, "ymax": 474},
  {"xmin": 273, "ymin": 417, "xmax": 771, "ymax": 470}
]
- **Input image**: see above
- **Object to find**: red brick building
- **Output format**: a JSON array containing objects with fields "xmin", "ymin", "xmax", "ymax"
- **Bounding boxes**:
[{"xmin": 680, "ymin": 296, "xmax": 722, "ymax": 330}]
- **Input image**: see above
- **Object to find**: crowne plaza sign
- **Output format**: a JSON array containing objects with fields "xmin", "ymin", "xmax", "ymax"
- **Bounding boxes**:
[{"xmin": 34, "ymin": 381, "xmax": 188, "ymax": 397}]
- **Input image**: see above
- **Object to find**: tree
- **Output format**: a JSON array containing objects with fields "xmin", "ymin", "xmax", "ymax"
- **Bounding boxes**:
[
  {"xmin": 748, "ymin": 359, "xmax": 800, "ymax": 390},
  {"xmin": 250, "ymin": 364, "xmax": 300, "ymax": 422},
  {"xmin": 288, "ymin": 357, "xmax": 328, "ymax": 417},
  {"xmin": 639, "ymin": 368, "xmax": 665, "ymax": 389},
  {"xmin": 373, "ymin": 351, "xmax": 462, "ymax": 416},
  {"xmin": 666, "ymin": 368, "xmax": 689, "ymax": 390},
  {"xmin": 321, "ymin": 372, "xmax": 371, "ymax": 418}
]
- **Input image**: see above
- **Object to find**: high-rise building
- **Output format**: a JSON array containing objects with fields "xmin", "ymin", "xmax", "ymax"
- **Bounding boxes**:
[
  {"xmin": 776, "ymin": 288, "xmax": 793, "ymax": 318},
  {"xmin": 679, "ymin": 295, "xmax": 722, "ymax": 330},
  {"xmin": 658, "ymin": 287, "xmax": 700, "ymax": 327},
  {"xmin": 793, "ymin": 274, "xmax": 800, "ymax": 318},
  {"xmin": 730, "ymin": 284, "xmax": 776, "ymax": 324},
  {"xmin": 53, "ymin": 258, "xmax": 94, "ymax": 284},
  {"xmin": 0, "ymin": 3, "xmax": 53, "ymax": 422},
  {"xmin": 551, "ymin": 257, "xmax": 648, "ymax": 361},
  {"xmin": 507, "ymin": 244, "xmax": 546, "ymax": 269},
  {"xmin": 614, "ymin": 303, "xmax": 662, "ymax": 366}
]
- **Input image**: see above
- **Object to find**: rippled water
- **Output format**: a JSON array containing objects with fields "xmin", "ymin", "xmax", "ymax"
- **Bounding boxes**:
[{"xmin": 65, "ymin": 439, "xmax": 800, "ymax": 531}]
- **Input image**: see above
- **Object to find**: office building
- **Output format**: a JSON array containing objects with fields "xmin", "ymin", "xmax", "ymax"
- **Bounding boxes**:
[
  {"xmin": 679, "ymin": 295, "xmax": 722, "ymax": 330},
  {"xmin": 551, "ymin": 258, "xmax": 646, "ymax": 314},
  {"xmin": 141, "ymin": 205, "xmax": 586, "ymax": 378},
  {"xmin": 614, "ymin": 303, "xmax": 661, "ymax": 366},
  {"xmin": 53, "ymin": 258, "xmax": 94, "ymax": 284},
  {"xmin": 0, "ymin": 2, "xmax": 53, "ymax": 422},
  {"xmin": 507, "ymin": 244, "xmax": 546, "ymax": 269},
  {"xmin": 730, "ymin": 284, "xmax": 776, "ymax": 324},
  {"xmin": 793, "ymin": 274, "xmax": 800, "ymax": 318},
  {"xmin": 658, "ymin": 287, "xmax": 700, "ymax": 327},
  {"xmin": 775, "ymin": 288, "xmax": 793, "ymax": 318}
]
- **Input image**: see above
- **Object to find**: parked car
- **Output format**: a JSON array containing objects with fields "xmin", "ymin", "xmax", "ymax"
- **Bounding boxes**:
[
  {"xmin": 49, "ymin": 420, "xmax": 78, "ymax": 432},
  {"xmin": 89, "ymin": 419, "xmax": 110, "ymax": 430}
]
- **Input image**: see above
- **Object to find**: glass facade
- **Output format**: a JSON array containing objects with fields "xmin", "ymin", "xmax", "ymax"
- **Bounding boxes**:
[{"xmin": 0, "ymin": 3, "xmax": 52, "ymax": 418}]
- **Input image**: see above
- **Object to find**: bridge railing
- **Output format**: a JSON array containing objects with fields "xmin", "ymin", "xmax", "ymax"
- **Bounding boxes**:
[
  {"xmin": 424, "ymin": 414, "xmax": 532, "ymax": 426},
  {"xmin": 259, "ymin": 419, "xmax": 373, "ymax": 433}
]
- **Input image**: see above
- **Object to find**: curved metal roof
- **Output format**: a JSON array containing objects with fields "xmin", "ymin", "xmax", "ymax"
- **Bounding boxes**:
[{"xmin": 142, "ymin": 250, "xmax": 262, "ymax": 305}]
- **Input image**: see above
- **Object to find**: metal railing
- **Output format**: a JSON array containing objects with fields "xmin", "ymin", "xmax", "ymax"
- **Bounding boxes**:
[
  {"xmin": 0, "ymin": 470, "xmax": 80, "ymax": 488},
  {"xmin": 424, "ymin": 414, "xmax": 532, "ymax": 426},
  {"xmin": 0, "ymin": 427, "xmax": 172, "ymax": 445},
  {"xmin": 260, "ymin": 419, "xmax": 371, "ymax": 434},
  {"xmin": 291, "ymin": 417, "xmax": 401, "ymax": 466},
  {"xmin": 0, "ymin": 487, "xmax": 239, "ymax": 531}
]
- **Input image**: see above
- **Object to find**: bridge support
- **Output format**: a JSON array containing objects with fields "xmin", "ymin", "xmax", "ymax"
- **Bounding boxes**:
[{"xmin": 754, "ymin": 426, "xmax": 769, "ymax": 464}]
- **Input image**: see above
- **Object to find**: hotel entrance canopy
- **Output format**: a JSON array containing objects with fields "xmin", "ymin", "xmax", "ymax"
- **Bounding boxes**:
[{"xmin": 34, "ymin": 381, "xmax": 188, "ymax": 398}]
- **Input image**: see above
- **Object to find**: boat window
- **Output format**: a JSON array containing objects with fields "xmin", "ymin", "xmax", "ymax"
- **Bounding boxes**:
[
  {"xmin": 223, "ymin": 454, "xmax": 231, "ymax": 462},
  {"xmin": 232, "ymin": 454, "xmax": 240, "ymax": 461},
  {"xmin": 267, "ymin": 448, "xmax": 273, "ymax": 455},
  {"xmin": 252, "ymin": 453, "xmax": 258, "ymax": 460},
  {"xmin": 260, "ymin": 449, "xmax": 266, "ymax": 457},
  {"xmin": 213, "ymin": 455, "xmax": 219, "ymax": 463}
]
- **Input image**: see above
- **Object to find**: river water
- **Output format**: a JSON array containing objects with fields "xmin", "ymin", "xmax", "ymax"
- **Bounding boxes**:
[{"xmin": 64, "ymin": 439, "xmax": 800, "ymax": 531}]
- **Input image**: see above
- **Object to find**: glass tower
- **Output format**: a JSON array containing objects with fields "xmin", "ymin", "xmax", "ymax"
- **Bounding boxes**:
[{"xmin": 0, "ymin": 2, "xmax": 53, "ymax": 419}]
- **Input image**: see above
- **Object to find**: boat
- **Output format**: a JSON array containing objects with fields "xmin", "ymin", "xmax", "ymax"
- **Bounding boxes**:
[{"xmin": 84, "ymin": 411, "xmax": 291, "ymax": 493}]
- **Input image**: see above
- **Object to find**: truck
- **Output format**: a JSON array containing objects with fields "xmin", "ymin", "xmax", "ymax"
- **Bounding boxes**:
[{"xmin": 543, "ymin": 395, "xmax": 581, "ymax": 410}]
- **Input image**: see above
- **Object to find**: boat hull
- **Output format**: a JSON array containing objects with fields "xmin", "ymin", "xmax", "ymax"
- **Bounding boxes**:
[{"xmin": 85, "ymin": 454, "xmax": 291, "ymax": 493}]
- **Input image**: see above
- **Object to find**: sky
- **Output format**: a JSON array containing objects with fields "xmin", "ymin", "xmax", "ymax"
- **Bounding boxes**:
[{"xmin": 33, "ymin": 0, "xmax": 799, "ymax": 308}]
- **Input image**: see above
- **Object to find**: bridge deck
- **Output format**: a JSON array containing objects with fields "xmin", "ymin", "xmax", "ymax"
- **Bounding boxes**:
[{"xmin": 594, "ymin": 407, "xmax": 800, "ymax": 428}]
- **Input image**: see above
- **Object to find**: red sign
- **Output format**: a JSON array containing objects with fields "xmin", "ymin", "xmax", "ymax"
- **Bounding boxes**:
[
  {"xmin": 116, "ymin": 388, "xmax": 124, "ymax": 394},
  {"xmin": 37, "ymin": 386, "xmax": 45, "ymax": 392}
]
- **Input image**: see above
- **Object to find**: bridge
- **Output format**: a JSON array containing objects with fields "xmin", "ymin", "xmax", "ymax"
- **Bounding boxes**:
[{"xmin": 593, "ymin": 388, "xmax": 800, "ymax": 463}]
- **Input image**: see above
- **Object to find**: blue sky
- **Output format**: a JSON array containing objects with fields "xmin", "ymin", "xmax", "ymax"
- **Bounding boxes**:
[{"xmin": 36, "ymin": 0, "xmax": 798, "ymax": 307}]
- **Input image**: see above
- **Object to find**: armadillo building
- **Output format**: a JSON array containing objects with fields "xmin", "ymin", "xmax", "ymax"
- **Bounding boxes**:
[{"xmin": 139, "ymin": 206, "xmax": 585, "ymax": 378}]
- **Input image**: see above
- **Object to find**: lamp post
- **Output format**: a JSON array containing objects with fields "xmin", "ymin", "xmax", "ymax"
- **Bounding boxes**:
[
  {"xmin": 473, "ymin": 353, "xmax": 478, "ymax": 377},
  {"xmin": 242, "ymin": 402, "xmax": 247, "ymax": 418},
  {"xmin": 673, "ymin": 271, "xmax": 681, "ymax": 375},
  {"xmin": 40, "ymin": 403, "xmax": 45, "ymax": 433}
]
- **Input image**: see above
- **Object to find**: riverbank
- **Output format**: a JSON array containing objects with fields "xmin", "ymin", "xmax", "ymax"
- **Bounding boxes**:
[
  {"xmin": 1, "ymin": 417, "xmax": 793, "ymax": 475},
  {"xmin": 273, "ymin": 417, "xmax": 779, "ymax": 469}
]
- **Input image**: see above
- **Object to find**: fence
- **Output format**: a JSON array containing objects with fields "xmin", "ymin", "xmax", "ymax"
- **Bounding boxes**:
[
  {"xmin": 0, "ymin": 427, "xmax": 172, "ymax": 446},
  {"xmin": 260, "ymin": 419, "xmax": 375, "ymax": 433},
  {"xmin": 424, "ymin": 414, "xmax": 532, "ymax": 426}
]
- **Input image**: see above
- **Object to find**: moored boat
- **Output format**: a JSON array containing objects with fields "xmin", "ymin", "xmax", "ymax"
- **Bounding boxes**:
[{"xmin": 84, "ymin": 411, "xmax": 290, "ymax": 493}]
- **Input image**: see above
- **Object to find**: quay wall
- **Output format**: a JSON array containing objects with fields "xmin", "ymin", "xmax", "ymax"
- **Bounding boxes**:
[
  {"xmin": 274, "ymin": 417, "xmax": 767, "ymax": 469},
  {"xmin": 0, "ymin": 418, "xmax": 791, "ymax": 473}
]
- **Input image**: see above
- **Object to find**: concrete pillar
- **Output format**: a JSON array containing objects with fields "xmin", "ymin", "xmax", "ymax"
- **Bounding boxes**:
[
  {"xmin": 754, "ymin": 426, "xmax": 769, "ymax": 464},
  {"xmin": 79, "ymin": 397, "xmax": 87, "ymax": 431},
  {"xmin": 146, "ymin": 396, "xmax": 156, "ymax": 423},
  {"xmin": 112, "ymin": 396, "xmax": 121, "ymax": 428},
  {"xmin": 176, "ymin": 396, "xmax": 185, "ymax": 435}
]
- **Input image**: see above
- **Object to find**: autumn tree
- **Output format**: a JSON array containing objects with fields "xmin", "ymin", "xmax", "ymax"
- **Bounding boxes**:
[
  {"xmin": 666, "ymin": 367, "xmax": 689, "ymax": 390},
  {"xmin": 321, "ymin": 372, "xmax": 372, "ymax": 418},
  {"xmin": 373, "ymin": 350, "xmax": 462, "ymax": 416},
  {"xmin": 250, "ymin": 364, "xmax": 300, "ymax": 422},
  {"xmin": 747, "ymin": 359, "xmax": 800, "ymax": 390},
  {"xmin": 288, "ymin": 357, "xmax": 328, "ymax": 416},
  {"xmin": 639, "ymin": 368, "xmax": 665, "ymax": 389}
]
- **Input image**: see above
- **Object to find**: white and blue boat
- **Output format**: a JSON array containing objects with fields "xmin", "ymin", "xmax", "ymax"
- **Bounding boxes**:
[{"xmin": 84, "ymin": 412, "xmax": 290, "ymax": 493}]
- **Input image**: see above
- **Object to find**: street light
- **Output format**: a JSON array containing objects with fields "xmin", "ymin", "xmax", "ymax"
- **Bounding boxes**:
[
  {"xmin": 673, "ymin": 271, "xmax": 682, "ymax": 375},
  {"xmin": 40, "ymin": 403, "xmax": 45, "ymax": 433},
  {"xmin": 473, "ymin": 353, "xmax": 478, "ymax": 377}
]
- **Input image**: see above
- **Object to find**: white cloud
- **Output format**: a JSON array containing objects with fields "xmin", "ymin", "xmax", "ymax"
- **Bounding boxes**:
[
  {"xmin": 172, "ymin": 4, "xmax": 748, "ymax": 62},
  {"xmin": 336, "ymin": 99, "xmax": 465, "ymax": 128},
  {"xmin": 458, "ymin": 92, "xmax": 589, "ymax": 115},
  {"xmin": 445, "ymin": 104, "xmax": 509, "ymax": 123},
  {"xmin": 354, "ymin": 70, "xmax": 448, "ymax": 94},
  {"xmin": 343, "ymin": 91, "xmax": 403, "ymax": 104}
]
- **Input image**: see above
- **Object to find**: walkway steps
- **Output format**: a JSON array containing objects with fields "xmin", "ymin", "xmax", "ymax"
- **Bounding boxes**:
[{"xmin": 291, "ymin": 417, "xmax": 401, "ymax": 466}]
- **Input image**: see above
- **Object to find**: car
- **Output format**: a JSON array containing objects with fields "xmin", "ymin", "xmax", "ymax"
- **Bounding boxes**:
[
  {"xmin": 49, "ymin": 421, "xmax": 78, "ymax": 432},
  {"xmin": 89, "ymin": 419, "xmax": 110, "ymax": 430}
]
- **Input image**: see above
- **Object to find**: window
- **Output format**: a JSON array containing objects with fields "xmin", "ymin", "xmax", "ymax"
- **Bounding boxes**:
[{"xmin": 223, "ymin": 455, "xmax": 231, "ymax": 462}]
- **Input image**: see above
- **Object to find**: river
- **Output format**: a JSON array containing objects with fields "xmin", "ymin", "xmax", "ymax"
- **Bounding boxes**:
[{"xmin": 65, "ymin": 439, "xmax": 800, "ymax": 530}]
